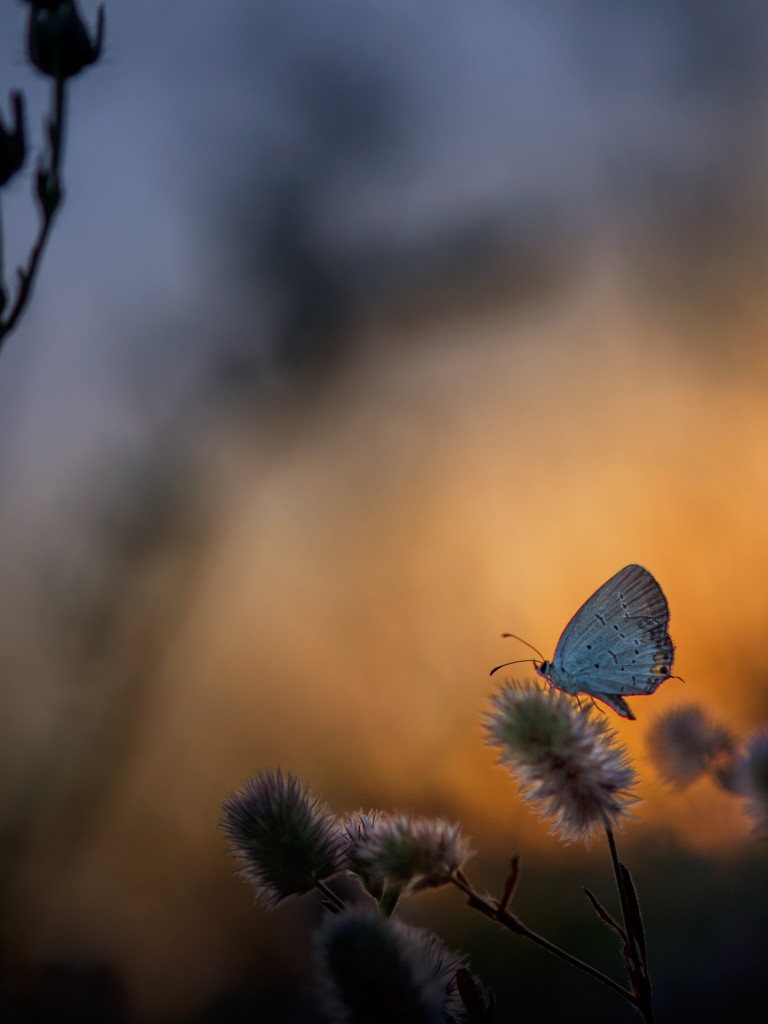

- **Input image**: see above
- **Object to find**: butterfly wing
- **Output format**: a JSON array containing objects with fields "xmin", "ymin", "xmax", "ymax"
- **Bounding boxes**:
[{"xmin": 549, "ymin": 565, "xmax": 674, "ymax": 716}]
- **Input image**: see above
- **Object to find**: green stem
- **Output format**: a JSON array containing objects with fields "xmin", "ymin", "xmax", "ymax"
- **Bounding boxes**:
[{"xmin": 379, "ymin": 887, "xmax": 400, "ymax": 918}]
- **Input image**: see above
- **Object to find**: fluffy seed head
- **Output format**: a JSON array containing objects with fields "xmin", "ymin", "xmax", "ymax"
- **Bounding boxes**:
[
  {"xmin": 345, "ymin": 812, "xmax": 471, "ymax": 893},
  {"xmin": 340, "ymin": 810, "xmax": 386, "ymax": 898},
  {"xmin": 484, "ymin": 680, "xmax": 638, "ymax": 843},
  {"xmin": 315, "ymin": 907, "xmax": 466, "ymax": 1023},
  {"xmin": 221, "ymin": 768, "xmax": 341, "ymax": 907},
  {"xmin": 647, "ymin": 705, "xmax": 737, "ymax": 789},
  {"xmin": 741, "ymin": 732, "xmax": 768, "ymax": 832},
  {"xmin": 342, "ymin": 810, "xmax": 383, "ymax": 875}
]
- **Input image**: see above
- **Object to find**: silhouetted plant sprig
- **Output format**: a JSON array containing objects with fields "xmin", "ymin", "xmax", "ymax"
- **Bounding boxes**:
[
  {"xmin": 0, "ymin": 0, "xmax": 104, "ymax": 350},
  {"xmin": 221, "ymin": 681, "xmax": 676, "ymax": 1023},
  {"xmin": 479, "ymin": 680, "xmax": 654, "ymax": 1022}
]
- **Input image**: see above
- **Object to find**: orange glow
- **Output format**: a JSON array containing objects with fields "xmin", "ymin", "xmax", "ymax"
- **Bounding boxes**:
[{"xmin": 11, "ymin": 272, "xmax": 768, "ymax": 1016}]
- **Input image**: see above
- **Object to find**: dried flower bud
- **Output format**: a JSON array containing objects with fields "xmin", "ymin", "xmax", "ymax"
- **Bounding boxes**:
[
  {"xmin": 26, "ymin": 1, "xmax": 105, "ymax": 80},
  {"xmin": 484, "ymin": 680, "xmax": 638, "ymax": 843},
  {"xmin": 647, "ymin": 705, "xmax": 737, "ymax": 789},
  {"xmin": 0, "ymin": 91, "xmax": 26, "ymax": 187},
  {"xmin": 221, "ymin": 768, "xmax": 342, "ymax": 908},
  {"xmin": 315, "ymin": 908, "xmax": 466, "ymax": 1024},
  {"xmin": 346, "ymin": 812, "xmax": 471, "ymax": 895}
]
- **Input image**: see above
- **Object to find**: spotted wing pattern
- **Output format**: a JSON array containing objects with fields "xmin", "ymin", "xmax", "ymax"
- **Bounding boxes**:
[{"xmin": 547, "ymin": 565, "xmax": 674, "ymax": 719}]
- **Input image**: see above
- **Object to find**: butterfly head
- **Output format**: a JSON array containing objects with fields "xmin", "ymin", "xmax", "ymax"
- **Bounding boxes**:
[{"xmin": 534, "ymin": 660, "xmax": 552, "ymax": 680}]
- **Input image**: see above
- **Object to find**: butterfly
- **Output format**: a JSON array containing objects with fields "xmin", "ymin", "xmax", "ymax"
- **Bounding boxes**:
[{"xmin": 490, "ymin": 564, "xmax": 675, "ymax": 720}]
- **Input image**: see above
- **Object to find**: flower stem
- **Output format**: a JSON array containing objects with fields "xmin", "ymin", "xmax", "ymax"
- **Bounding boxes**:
[
  {"xmin": 0, "ymin": 194, "xmax": 5, "ymax": 292},
  {"xmin": 604, "ymin": 824, "xmax": 655, "ymax": 1024},
  {"xmin": 451, "ymin": 870, "xmax": 638, "ymax": 1006},
  {"xmin": 605, "ymin": 825, "xmax": 640, "ymax": 963},
  {"xmin": 0, "ymin": 78, "xmax": 67, "ymax": 350},
  {"xmin": 314, "ymin": 879, "xmax": 347, "ymax": 913}
]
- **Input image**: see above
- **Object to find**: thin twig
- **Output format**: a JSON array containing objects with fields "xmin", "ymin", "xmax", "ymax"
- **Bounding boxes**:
[
  {"xmin": 498, "ymin": 854, "xmax": 520, "ymax": 913},
  {"xmin": 0, "ymin": 77, "xmax": 67, "ymax": 350},
  {"xmin": 452, "ymin": 870, "xmax": 638, "ymax": 1005},
  {"xmin": 583, "ymin": 886, "xmax": 627, "ymax": 941},
  {"xmin": 314, "ymin": 879, "xmax": 347, "ymax": 913},
  {"xmin": 0, "ymin": 194, "xmax": 5, "ymax": 296}
]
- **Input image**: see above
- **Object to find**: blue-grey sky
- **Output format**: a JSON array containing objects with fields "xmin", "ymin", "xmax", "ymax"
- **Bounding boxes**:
[{"xmin": 1, "ymin": 2, "xmax": 767, "ymax": 457}]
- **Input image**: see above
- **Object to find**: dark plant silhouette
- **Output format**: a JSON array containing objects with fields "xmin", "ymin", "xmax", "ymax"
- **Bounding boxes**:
[
  {"xmin": 0, "ymin": 0, "xmax": 104, "ymax": 351},
  {"xmin": 223, "ymin": 683, "xmax": 665, "ymax": 1023}
]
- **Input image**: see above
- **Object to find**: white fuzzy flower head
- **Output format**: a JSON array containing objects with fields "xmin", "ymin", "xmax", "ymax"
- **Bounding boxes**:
[
  {"xmin": 647, "ymin": 705, "xmax": 737, "ymax": 789},
  {"xmin": 344, "ymin": 811, "xmax": 471, "ymax": 894},
  {"xmin": 341, "ymin": 811, "xmax": 384, "ymax": 876},
  {"xmin": 484, "ymin": 680, "xmax": 638, "ymax": 843},
  {"xmin": 315, "ymin": 907, "xmax": 466, "ymax": 1024},
  {"xmin": 221, "ymin": 768, "xmax": 341, "ymax": 908},
  {"xmin": 340, "ymin": 810, "xmax": 386, "ymax": 899}
]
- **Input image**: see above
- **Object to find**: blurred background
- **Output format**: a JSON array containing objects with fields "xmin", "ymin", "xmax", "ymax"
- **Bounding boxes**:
[{"xmin": 2, "ymin": 1, "xmax": 768, "ymax": 1021}]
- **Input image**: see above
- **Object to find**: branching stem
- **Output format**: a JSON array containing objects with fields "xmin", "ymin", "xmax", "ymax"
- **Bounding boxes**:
[
  {"xmin": 0, "ymin": 77, "xmax": 67, "ymax": 351},
  {"xmin": 452, "ymin": 869, "xmax": 638, "ymax": 1006}
]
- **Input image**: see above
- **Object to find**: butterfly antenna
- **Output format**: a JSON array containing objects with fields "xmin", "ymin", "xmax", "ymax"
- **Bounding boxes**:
[
  {"xmin": 500, "ymin": 633, "xmax": 546, "ymax": 662},
  {"xmin": 489, "ymin": 658, "xmax": 534, "ymax": 677}
]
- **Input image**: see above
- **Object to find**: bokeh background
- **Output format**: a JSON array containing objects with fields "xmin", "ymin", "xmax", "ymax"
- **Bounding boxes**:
[{"xmin": 2, "ymin": 1, "xmax": 768, "ymax": 1021}]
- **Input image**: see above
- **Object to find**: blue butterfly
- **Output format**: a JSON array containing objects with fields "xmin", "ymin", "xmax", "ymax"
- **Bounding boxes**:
[{"xmin": 491, "ymin": 565, "xmax": 675, "ymax": 720}]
